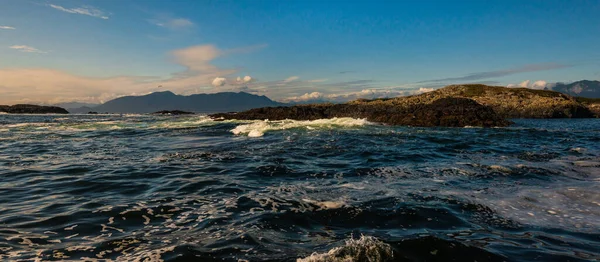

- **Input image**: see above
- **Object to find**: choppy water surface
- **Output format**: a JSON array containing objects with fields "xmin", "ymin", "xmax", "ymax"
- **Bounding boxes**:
[{"xmin": 1, "ymin": 114, "xmax": 599, "ymax": 261}]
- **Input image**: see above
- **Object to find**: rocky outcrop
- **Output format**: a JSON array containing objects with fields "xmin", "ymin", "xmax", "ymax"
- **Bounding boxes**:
[
  {"xmin": 0, "ymin": 104, "xmax": 69, "ymax": 114},
  {"xmin": 414, "ymin": 84, "xmax": 595, "ymax": 118},
  {"xmin": 576, "ymin": 97, "xmax": 600, "ymax": 117},
  {"xmin": 153, "ymin": 110, "xmax": 195, "ymax": 115},
  {"xmin": 210, "ymin": 84, "xmax": 600, "ymax": 127},
  {"xmin": 211, "ymin": 97, "xmax": 512, "ymax": 127}
]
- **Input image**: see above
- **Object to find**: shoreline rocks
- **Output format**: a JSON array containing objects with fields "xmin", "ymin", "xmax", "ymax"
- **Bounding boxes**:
[{"xmin": 211, "ymin": 97, "xmax": 513, "ymax": 127}]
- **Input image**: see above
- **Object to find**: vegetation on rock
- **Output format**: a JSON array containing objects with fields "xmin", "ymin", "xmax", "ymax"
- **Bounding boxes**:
[
  {"xmin": 211, "ymin": 84, "xmax": 600, "ymax": 127},
  {"xmin": 212, "ymin": 97, "xmax": 512, "ymax": 127}
]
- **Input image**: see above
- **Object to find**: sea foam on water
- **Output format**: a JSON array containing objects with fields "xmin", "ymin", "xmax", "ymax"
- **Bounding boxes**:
[
  {"xmin": 297, "ymin": 235, "xmax": 393, "ymax": 262},
  {"xmin": 230, "ymin": 117, "xmax": 371, "ymax": 137}
]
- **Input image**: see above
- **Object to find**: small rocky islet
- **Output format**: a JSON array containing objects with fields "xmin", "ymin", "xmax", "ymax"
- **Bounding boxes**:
[
  {"xmin": 211, "ymin": 84, "xmax": 600, "ymax": 127},
  {"xmin": 0, "ymin": 104, "xmax": 69, "ymax": 114}
]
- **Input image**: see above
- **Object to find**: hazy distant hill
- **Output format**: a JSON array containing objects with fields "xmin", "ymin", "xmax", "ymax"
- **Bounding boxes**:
[
  {"xmin": 53, "ymin": 102, "xmax": 100, "ymax": 109},
  {"xmin": 549, "ymin": 80, "xmax": 600, "ymax": 98},
  {"xmin": 73, "ymin": 91, "xmax": 283, "ymax": 114}
]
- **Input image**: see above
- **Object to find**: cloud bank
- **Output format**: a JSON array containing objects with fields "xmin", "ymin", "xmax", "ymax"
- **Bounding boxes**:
[
  {"xmin": 0, "ymin": 26, "xmax": 15, "ymax": 30},
  {"xmin": 507, "ymin": 80, "xmax": 555, "ymax": 90}
]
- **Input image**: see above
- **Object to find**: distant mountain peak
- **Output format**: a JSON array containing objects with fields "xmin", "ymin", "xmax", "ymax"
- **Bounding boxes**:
[
  {"xmin": 550, "ymin": 80, "xmax": 600, "ymax": 98},
  {"xmin": 70, "ymin": 90, "xmax": 283, "ymax": 114}
]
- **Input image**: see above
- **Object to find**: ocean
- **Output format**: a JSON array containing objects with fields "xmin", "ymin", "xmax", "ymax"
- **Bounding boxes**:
[{"xmin": 0, "ymin": 114, "xmax": 599, "ymax": 261}]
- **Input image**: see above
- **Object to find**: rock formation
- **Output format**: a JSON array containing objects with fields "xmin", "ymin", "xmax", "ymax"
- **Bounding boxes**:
[
  {"xmin": 422, "ymin": 84, "xmax": 595, "ymax": 118},
  {"xmin": 210, "ymin": 84, "xmax": 600, "ymax": 127},
  {"xmin": 212, "ymin": 97, "xmax": 512, "ymax": 127},
  {"xmin": 153, "ymin": 110, "xmax": 195, "ymax": 115},
  {"xmin": 0, "ymin": 104, "xmax": 69, "ymax": 114}
]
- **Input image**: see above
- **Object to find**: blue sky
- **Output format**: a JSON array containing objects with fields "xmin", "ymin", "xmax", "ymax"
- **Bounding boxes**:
[{"xmin": 1, "ymin": 0, "xmax": 599, "ymax": 104}]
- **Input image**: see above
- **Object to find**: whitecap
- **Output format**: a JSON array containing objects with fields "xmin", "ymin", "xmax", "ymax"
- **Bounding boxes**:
[
  {"xmin": 302, "ymin": 198, "xmax": 346, "ymax": 210},
  {"xmin": 231, "ymin": 117, "xmax": 371, "ymax": 137},
  {"xmin": 297, "ymin": 235, "xmax": 393, "ymax": 262}
]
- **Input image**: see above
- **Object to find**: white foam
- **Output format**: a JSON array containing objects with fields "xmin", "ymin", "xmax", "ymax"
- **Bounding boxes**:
[
  {"xmin": 231, "ymin": 118, "xmax": 371, "ymax": 137},
  {"xmin": 302, "ymin": 198, "xmax": 346, "ymax": 210},
  {"xmin": 297, "ymin": 235, "xmax": 393, "ymax": 262},
  {"xmin": 1, "ymin": 115, "xmax": 216, "ymax": 133},
  {"xmin": 570, "ymin": 147, "xmax": 586, "ymax": 153}
]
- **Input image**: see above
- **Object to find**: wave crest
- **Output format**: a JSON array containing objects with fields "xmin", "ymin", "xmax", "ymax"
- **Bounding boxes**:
[
  {"xmin": 231, "ymin": 118, "xmax": 372, "ymax": 137},
  {"xmin": 297, "ymin": 235, "xmax": 393, "ymax": 262}
]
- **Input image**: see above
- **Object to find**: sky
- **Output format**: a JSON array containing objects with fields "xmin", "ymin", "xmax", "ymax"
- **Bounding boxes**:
[{"xmin": 1, "ymin": 0, "xmax": 599, "ymax": 104}]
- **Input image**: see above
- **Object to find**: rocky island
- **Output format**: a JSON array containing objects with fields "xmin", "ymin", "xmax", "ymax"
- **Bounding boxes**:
[
  {"xmin": 0, "ymin": 104, "xmax": 69, "ymax": 114},
  {"xmin": 211, "ymin": 84, "xmax": 600, "ymax": 127},
  {"xmin": 152, "ymin": 110, "xmax": 195, "ymax": 115}
]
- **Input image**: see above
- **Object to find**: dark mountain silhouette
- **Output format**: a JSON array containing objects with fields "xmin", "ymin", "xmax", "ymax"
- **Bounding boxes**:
[
  {"xmin": 549, "ymin": 80, "xmax": 600, "ymax": 98},
  {"xmin": 71, "ymin": 91, "xmax": 283, "ymax": 114},
  {"xmin": 0, "ymin": 104, "xmax": 68, "ymax": 114}
]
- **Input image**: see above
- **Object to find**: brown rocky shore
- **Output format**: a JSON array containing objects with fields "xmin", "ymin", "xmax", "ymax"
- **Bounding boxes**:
[
  {"xmin": 211, "ymin": 84, "xmax": 600, "ymax": 127},
  {"xmin": 0, "ymin": 104, "xmax": 69, "ymax": 114}
]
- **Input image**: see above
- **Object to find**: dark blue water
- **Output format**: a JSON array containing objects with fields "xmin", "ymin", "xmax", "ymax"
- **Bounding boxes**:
[{"xmin": 1, "ymin": 114, "xmax": 599, "ymax": 261}]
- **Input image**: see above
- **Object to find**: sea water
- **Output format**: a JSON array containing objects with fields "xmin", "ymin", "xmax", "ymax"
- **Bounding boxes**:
[{"xmin": 0, "ymin": 114, "xmax": 599, "ymax": 261}]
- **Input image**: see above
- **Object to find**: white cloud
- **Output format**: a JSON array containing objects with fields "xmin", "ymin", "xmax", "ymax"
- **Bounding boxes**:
[
  {"xmin": 307, "ymin": 79, "xmax": 328, "ymax": 83},
  {"xmin": 49, "ymin": 4, "xmax": 109, "ymax": 20},
  {"xmin": 171, "ymin": 45, "xmax": 221, "ymax": 72},
  {"xmin": 531, "ymin": 80, "xmax": 548, "ymax": 89},
  {"xmin": 284, "ymin": 88, "xmax": 413, "ymax": 103},
  {"xmin": 519, "ymin": 80, "xmax": 530, "ymax": 87},
  {"xmin": 211, "ymin": 77, "xmax": 226, "ymax": 87},
  {"xmin": 151, "ymin": 18, "xmax": 194, "ymax": 30},
  {"xmin": 295, "ymin": 92, "xmax": 325, "ymax": 102},
  {"xmin": 236, "ymin": 75, "xmax": 254, "ymax": 83},
  {"xmin": 416, "ymin": 87, "xmax": 435, "ymax": 94},
  {"xmin": 283, "ymin": 76, "xmax": 299, "ymax": 83},
  {"xmin": 507, "ymin": 80, "xmax": 551, "ymax": 90},
  {"xmin": 0, "ymin": 26, "xmax": 15, "ymax": 30},
  {"xmin": 9, "ymin": 45, "xmax": 46, "ymax": 53}
]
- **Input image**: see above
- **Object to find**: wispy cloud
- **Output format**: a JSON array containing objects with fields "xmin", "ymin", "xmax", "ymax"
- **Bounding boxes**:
[
  {"xmin": 0, "ymin": 26, "xmax": 15, "ymax": 30},
  {"xmin": 150, "ymin": 18, "xmax": 194, "ymax": 30},
  {"xmin": 419, "ymin": 63, "xmax": 570, "ymax": 83},
  {"xmin": 283, "ymin": 76, "xmax": 300, "ymax": 83},
  {"xmin": 9, "ymin": 45, "xmax": 46, "ymax": 53},
  {"xmin": 48, "ymin": 4, "xmax": 109, "ymax": 20}
]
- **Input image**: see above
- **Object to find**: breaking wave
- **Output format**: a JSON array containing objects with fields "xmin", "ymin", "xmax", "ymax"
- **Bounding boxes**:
[
  {"xmin": 297, "ymin": 235, "xmax": 393, "ymax": 262},
  {"xmin": 231, "ymin": 117, "xmax": 372, "ymax": 137}
]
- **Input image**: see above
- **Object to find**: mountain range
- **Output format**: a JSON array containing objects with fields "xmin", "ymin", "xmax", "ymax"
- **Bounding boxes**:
[
  {"xmin": 68, "ymin": 91, "xmax": 283, "ymax": 114},
  {"xmin": 62, "ymin": 80, "xmax": 599, "ymax": 114},
  {"xmin": 547, "ymin": 80, "xmax": 600, "ymax": 98}
]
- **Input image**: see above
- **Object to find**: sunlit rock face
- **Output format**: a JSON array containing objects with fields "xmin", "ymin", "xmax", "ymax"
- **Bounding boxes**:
[{"xmin": 211, "ymin": 84, "xmax": 600, "ymax": 127}]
